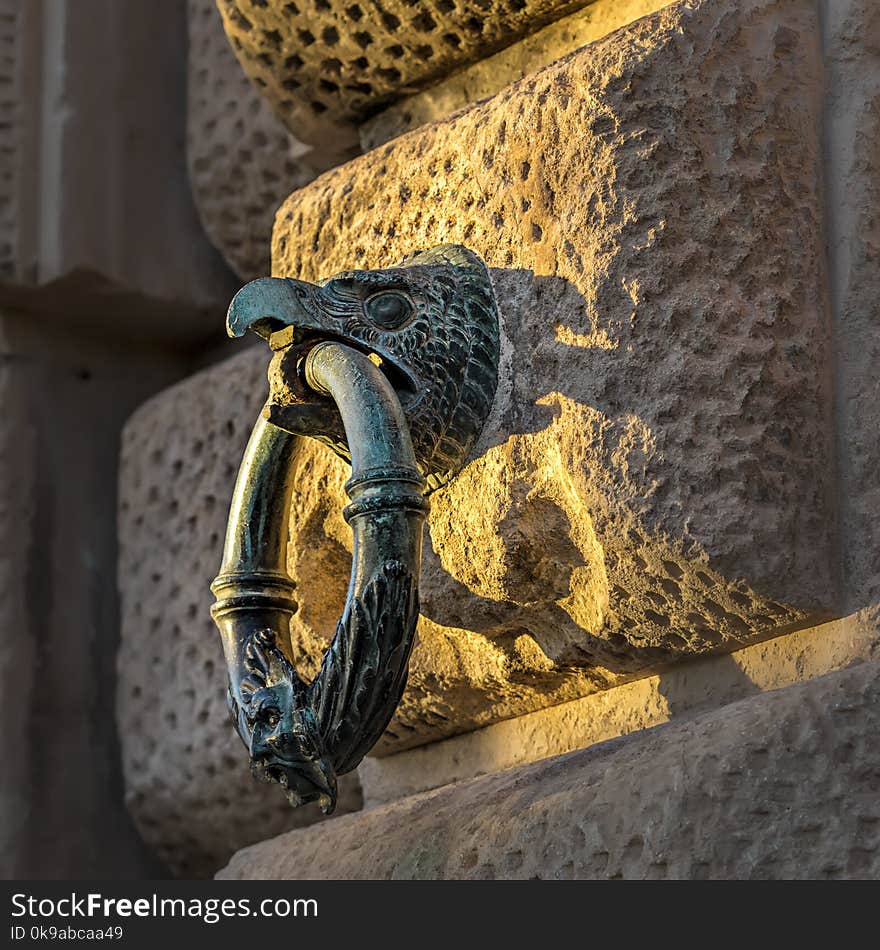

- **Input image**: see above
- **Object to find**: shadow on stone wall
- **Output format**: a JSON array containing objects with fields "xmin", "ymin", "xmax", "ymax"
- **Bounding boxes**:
[
  {"xmin": 655, "ymin": 653, "xmax": 762, "ymax": 721},
  {"xmin": 115, "ymin": 263, "xmax": 840, "ymax": 871},
  {"xmin": 271, "ymin": 265, "xmax": 838, "ymax": 755}
]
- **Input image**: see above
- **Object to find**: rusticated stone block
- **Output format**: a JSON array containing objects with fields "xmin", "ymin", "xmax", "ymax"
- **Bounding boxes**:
[
  {"xmin": 268, "ymin": 0, "xmax": 837, "ymax": 743},
  {"xmin": 118, "ymin": 0, "xmax": 841, "ymax": 820},
  {"xmin": 822, "ymin": 0, "xmax": 880, "ymax": 613},
  {"xmin": 116, "ymin": 357, "xmax": 361, "ymax": 879},
  {"xmin": 358, "ymin": 612, "xmax": 880, "ymax": 807},
  {"xmin": 361, "ymin": 0, "xmax": 674, "ymax": 150},
  {"xmin": 218, "ymin": 658, "xmax": 880, "ymax": 880},
  {"xmin": 187, "ymin": 0, "xmax": 317, "ymax": 280},
  {"xmin": 217, "ymin": 0, "xmax": 587, "ymax": 150}
]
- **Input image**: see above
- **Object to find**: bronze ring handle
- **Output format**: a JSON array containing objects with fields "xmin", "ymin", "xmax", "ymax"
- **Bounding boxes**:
[
  {"xmin": 212, "ymin": 343, "xmax": 427, "ymax": 813},
  {"xmin": 209, "ymin": 245, "xmax": 500, "ymax": 813}
]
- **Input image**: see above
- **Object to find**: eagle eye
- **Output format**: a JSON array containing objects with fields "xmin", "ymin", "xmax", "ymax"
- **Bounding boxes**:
[{"xmin": 365, "ymin": 291, "xmax": 412, "ymax": 329}]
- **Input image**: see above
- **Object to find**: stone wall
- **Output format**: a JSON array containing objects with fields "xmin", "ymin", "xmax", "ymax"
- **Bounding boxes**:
[
  {"xmin": 358, "ymin": 612, "xmax": 880, "ymax": 807},
  {"xmin": 0, "ymin": 1, "xmax": 19, "ymax": 279},
  {"xmin": 361, "ymin": 0, "xmax": 673, "ymax": 148},
  {"xmin": 0, "ymin": 0, "xmax": 241, "ymax": 879},
  {"xmin": 219, "ymin": 657, "xmax": 880, "ymax": 880},
  {"xmin": 0, "ymin": 312, "xmax": 184, "ymax": 878},
  {"xmin": 824, "ymin": 0, "xmax": 880, "ymax": 615},
  {"xmin": 0, "ymin": 0, "xmax": 237, "ymax": 338},
  {"xmin": 269, "ymin": 0, "xmax": 836, "ymax": 696},
  {"xmin": 217, "ymin": 0, "xmax": 591, "ymax": 150},
  {"xmin": 187, "ymin": 0, "xmax": 316, "ymax": 281},
  {"xmin": 112, "ymin": 0, "xmax": 880, "ymax": 878}
]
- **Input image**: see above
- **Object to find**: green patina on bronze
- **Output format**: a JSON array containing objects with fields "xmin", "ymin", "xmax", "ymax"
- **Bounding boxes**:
[{"xmin": 211, "ymin": 245, "xmax": 500, "ymax": 812}]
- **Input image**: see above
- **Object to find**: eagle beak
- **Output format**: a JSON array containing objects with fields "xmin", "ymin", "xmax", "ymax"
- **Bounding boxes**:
[{"xmin": 226, "ymin": 276, "xmax": 319, "ymax": 341}]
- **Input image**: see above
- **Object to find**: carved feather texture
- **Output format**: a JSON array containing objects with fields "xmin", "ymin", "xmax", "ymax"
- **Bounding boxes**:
[
  {"xmin": 284, "ymin": 244, "xmax": 500, "ymax": 490},
  {"xmin": 309, "ymin": 560, "xmax": 418, "ymax": 775}
]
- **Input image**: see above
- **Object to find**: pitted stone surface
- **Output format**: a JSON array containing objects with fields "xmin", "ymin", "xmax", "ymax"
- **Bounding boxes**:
[
  {"xmin": 119, "ymin": 0, "xmax": 841, "ymax": 796},
  {"xmin": 217, "ymin": 0, "xmax": 588, "ymax": 148},
  {"xmin": 359, "ymin": 612, "xmax": 880, "ymax": 807},
  {"xmin": 218, "ymin": 659, "xmax": 880, "ymax": 880},
  {"xmin": 0, "ymin": 2, "xmax": 18, "ymax": 278},
  {"xmin": 116, "ymin": 355, "xmax": 361, "ymax": 879},
  {"xmin": 188, "ymin": 0, "xmax": 316, "ymax": 280},
  {"xmin": 269, "ymin": 0, "xmax": 836, "ymax": 741},
  {"xmin": 361, "ymin": 0, "xmax": 674, "ymax": 149},
  {"xmin": 823, "ymin": 0, "xmax": 880, "ymax": 613},
  {"xmin": 116, "ymin": 345, "xmax": 609, "ymax": 812}
]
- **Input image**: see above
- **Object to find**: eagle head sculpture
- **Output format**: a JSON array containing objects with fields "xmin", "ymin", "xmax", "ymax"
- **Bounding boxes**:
[{"xmin": 226, "ymin": 244, "xmax": 500, "ymax": 490}]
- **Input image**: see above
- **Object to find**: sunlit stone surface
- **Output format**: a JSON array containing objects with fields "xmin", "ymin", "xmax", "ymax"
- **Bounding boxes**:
[
  {"xmin": 218, "ymin": 657, "xmax": 880, "ymax": 880},
  {"xmin": 120, "ymin": 0, "xmax": 836, "ymax": 775},
  {"xmin": 116, "ymin": 0, "xmax": 880, "ymax": 876},
  {"xmin": 217, "ymin": 0, "xmax": 590, "ymax": 149},
  {"xmin": 268, "ymin": 0, "xmax": 837, "ymax": 747},
  {"xmin": 361, "ymin": 0, "xmax": 673, "ymax": 149}
]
